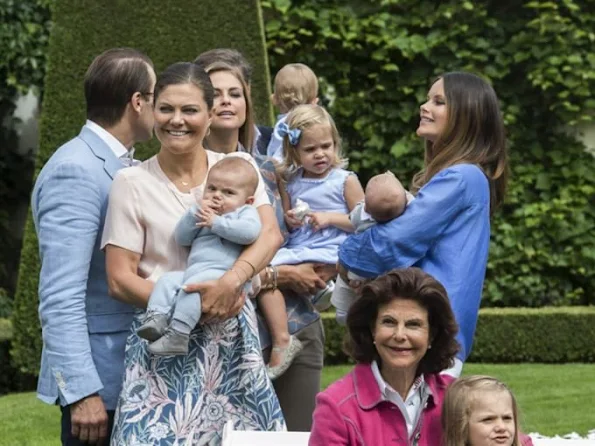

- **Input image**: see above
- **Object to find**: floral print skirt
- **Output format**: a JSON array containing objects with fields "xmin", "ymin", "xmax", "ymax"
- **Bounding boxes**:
[{"xmin": 111, "ymin": 300, "xmax": 285, "ymax": 445}]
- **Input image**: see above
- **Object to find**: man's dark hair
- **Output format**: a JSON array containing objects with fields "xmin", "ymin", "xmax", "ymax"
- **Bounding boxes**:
[
  {"xmin": 84, "ymin": 48, "xmax": 154, "ymax": 127},
  {"xmin": 194, "ymin": 48, "xmax": 252, "ymax": 85}
]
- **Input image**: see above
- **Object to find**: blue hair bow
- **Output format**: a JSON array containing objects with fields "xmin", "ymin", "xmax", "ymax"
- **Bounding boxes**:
[{"xmin": 278, "ymin": 121, "xmax": 302, "ymax": 146}]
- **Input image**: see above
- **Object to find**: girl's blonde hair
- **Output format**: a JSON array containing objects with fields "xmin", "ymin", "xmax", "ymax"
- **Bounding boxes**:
[
  {"xmin": 204, "ymin": 61, "xmax": 255, "ymax": 152},
  {"xmin": 280, "ymin": 104, "xmax": 347, "ymax": 180},
  {"xmin": 273, "ymin": 63, "xmax": 318, "ymax": 113},
  {"xmin": 412, "ymin": 72, "xmax": 508, "ymax": 215},
  {"xmin": 442, "ymin": 375, "xmax": 522, "ymax": 446}
]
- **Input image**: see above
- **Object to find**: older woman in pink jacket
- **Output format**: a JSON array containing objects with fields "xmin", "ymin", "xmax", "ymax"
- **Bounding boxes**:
[{"xmin": 309, "ymin": 268, "xmax": 460, "ymax": 446}]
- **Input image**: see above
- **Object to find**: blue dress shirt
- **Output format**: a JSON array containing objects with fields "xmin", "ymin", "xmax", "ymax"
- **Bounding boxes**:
[{"xmin": 339, "ymin": 164, "xmax": 491, "ymax": 360}]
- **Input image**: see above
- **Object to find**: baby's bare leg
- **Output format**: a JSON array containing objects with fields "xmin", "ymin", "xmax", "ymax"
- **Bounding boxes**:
[{"xmin": 259, "ymin": 288, "xmax": 290, "ymax": 367}]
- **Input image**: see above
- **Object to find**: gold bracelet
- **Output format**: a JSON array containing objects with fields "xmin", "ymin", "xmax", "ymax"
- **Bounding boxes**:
[
  {"xmin": 234, "ymin": 262, "xmax": 252, "ymax": 279},
  {"xmin": 229, "ymin": 268, "xmax": 246, "ymax": 285},
  {"xmin": 237, "ymin": 259, "xmax": 256, "ymax": 277}
]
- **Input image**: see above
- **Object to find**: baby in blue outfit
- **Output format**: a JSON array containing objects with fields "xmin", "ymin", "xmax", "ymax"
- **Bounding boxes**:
[
  {"xmin": 266, "ymin": 63, "xmax": 319, "ymax": 162},
  {"xmin": 138, "ymin": 156, "xmax": 261, "ymax": 355},
  {"xmin": 331, "ymin": 171, "xmax": 413, "ymax": 324}
]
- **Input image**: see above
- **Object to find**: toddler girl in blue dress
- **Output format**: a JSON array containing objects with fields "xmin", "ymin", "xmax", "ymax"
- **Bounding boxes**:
[{"xmin": 259, "ymin": 104, "xmax": 365, "ymax": 379}]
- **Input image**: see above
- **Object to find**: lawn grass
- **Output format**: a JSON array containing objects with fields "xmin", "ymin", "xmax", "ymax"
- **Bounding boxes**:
[
  {"xmin": 0, "ymin": 391, "xmax": 60, "ymax": 446},
  {"xmin": 322, "ymin": 363, "xmax": 595, "ymax": 437},
  {"xmin": 1, "ymin": 363, "xmax": 593, "ymax": 445}
]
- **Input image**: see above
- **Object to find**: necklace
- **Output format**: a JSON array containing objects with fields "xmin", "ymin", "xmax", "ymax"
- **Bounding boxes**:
[{"xmin": 180, "ymin": 181, "xmax": 189, "ymax": 186}]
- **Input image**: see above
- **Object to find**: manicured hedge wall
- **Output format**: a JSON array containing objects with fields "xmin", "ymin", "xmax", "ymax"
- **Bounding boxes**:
[
  {"xmin": 4, "ymin": 309, "xmax": 594, "ymax": 393},
  {"xmin": 12, "ymin": 0, "xmax": 273, "ymax": 375},
  {"xmin": 322, "ymin": 307, "xmax": 595, "ymax": 365},
  {"xmin": 0, "ymin": 319, "xmax": 36, "ymax": 395}
]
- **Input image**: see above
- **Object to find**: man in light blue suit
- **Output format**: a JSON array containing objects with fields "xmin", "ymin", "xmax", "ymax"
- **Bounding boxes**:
[{"xmin": 32, "ymin": 48, "xmax": 156, "ymax": 445}]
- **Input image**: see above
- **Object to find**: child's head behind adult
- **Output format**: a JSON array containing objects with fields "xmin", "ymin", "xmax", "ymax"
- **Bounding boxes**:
[
  {"xmin": 442, "ymin": 375, "xmax": 523, "ymax": 446},
  {"xmin": 203, "ymin": 156, "xmax": 259, "ymax": 214},
  {"xmin": 272, "ymin": 63, "xmax": 319, "ymax": 114},
  {"xmin": 414, "ymin": 72, "xmax": 507, "ymax": 214},
  {"xmin": 365, "ymin": 172, "xmax": 407, "ymax": 222}
]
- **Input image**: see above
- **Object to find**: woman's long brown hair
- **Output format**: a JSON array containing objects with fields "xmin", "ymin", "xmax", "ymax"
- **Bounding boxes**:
[{"xmin": 412, "ymin": 72, "xmax": 508, "ymax": 214}]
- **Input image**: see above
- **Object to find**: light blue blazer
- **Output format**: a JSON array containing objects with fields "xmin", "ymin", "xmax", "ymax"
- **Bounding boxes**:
[{"xmin": 33, "ymin": 126, "xmax": 135, "ymax": 410}]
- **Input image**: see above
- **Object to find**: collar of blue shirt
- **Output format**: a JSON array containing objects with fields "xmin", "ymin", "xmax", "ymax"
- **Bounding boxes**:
[{"xmin": 85, "ymin": 119, "xmax": 135, "ymax": 166}]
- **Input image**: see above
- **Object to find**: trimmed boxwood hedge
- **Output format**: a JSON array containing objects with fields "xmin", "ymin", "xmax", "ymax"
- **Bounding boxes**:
[
  {"xmin": 3, "ymin": 308, "xmax": 594, "ymax": 392},
  {"xmin": 12, "ymin": 0, "xmax": 273, "ymax": 375},
  {"xmin": 0, "ymin": 319, "xmax": 36, "ymax": 395},
  {"xmin": 322, "ymin": 307, "xmax": 595, "ymax": 365}
]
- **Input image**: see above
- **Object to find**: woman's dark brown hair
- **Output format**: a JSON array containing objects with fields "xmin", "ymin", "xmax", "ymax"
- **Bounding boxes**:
[
  {"xmin": 154, "ymin": 62, "xmax": 214, "ymax": 110},
  {"xmin": 412, "ymin": 72, "xmax": 508, "ymax": 215},
  {"xmin": 344, "ymin": 267, "xmax": 460, "ymax": 374}
]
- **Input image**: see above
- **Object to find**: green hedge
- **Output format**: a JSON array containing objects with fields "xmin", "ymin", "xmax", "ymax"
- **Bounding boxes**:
[
  {"xmin": 12, "ymin": 0, "xmax": 273, "ymax": 375},
  {"xmin": 263, "ymin": 0, "xmax": 595, "ymax": 308},
  {"xmin": 0, "ymin": 319, "xmax": 36, "ymax": 395},
  {"xmin": 322, "ymin": 307, "xmax": 595, "ymax": 365},
  {"xmin": 5, "ymin": 308, "xmax": 594, "ymax": 392}
]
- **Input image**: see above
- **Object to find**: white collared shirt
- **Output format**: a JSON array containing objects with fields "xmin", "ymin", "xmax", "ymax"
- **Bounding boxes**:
[
  {"xmin": 371, "ymin": 360, "xmax": 426, "ymax": 438},
  {"xmin": 84, "ymin": 120, "xmax": 135, "ymax": 165}
]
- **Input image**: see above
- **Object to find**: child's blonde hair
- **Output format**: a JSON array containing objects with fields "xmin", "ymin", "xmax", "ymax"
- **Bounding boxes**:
[
  {"xmin": 273, "ymin": 63, "xmax": 318, "ymax": 113},
  {"xmin": 280, "ymin": 104, "xmax": 347, "ymax": 180},
  {"xmin": 442, "ymin": 375, "xmax": 522, "ymax": 446}
]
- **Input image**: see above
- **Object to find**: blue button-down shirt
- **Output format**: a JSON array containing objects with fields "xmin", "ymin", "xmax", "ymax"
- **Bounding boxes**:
[{"xmin": 339, "ymin": 164, "xmax": 491, "ymax": 360}]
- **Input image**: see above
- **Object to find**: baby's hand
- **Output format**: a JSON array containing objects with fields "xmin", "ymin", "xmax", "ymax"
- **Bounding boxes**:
[
  {"xmin": 308, "ymin": 212, "xmax": 332, "ymax": 232},
  {"xmin": 200, "ymin": 198, "xmax": 220, "ymax": 212},
  {"xmin": 196, "ymin": 204, "xmax": 217, "ymax": 228},
  {"xmin": 284, "ymin": 209, "xmax": 304, "ymax": 230}
]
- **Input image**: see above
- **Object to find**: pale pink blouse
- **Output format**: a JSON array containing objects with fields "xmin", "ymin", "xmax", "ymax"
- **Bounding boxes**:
[{"xmin": 101, "ymin": 150, "xmax": 270, "ymax": 283}]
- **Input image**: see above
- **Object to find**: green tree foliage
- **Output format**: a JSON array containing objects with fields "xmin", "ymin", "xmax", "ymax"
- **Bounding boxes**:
[
  {"xmin": 0, "ymin": 0, "xmax": 50, "ymax": 301},
  {"xmin": 262, "ymin": 0, "xmax": 595, "ymax": 307},
  {"xmin": 12, "ymin": 0, "xmax": 272, "ymax": 375}
]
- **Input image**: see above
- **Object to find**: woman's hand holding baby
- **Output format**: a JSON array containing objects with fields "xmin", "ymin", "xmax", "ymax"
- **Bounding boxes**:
[{"xmin": 185, "ymin": 272, "xmax": 246, "ymax": 322}]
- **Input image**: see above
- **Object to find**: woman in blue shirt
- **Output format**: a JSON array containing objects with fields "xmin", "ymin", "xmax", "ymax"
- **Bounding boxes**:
[{"xmin": 338, "ymin": 72, "xmax": 508, "ymax": 376}]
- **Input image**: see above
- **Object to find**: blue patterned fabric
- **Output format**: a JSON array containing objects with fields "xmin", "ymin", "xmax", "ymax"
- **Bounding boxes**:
[
  {"xmin": 111, "ymin": 300, "xmax": 285, "ymax": 445},
  {"xmin": 252, "ymin": 154, "xmax": 321, "ymax": 350}
]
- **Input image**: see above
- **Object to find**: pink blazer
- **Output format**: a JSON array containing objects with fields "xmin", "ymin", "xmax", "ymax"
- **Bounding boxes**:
[{"xmin": 309, "ymin": 363, "xmax": 454, "ymax": 446}]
